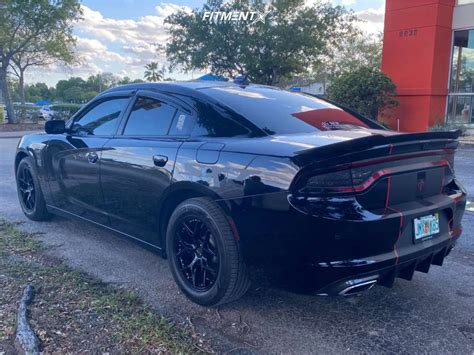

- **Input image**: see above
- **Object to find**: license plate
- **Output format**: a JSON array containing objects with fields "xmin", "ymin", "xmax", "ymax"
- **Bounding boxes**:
[{"xmin": 413, "ymin": 213, "xmax": 440, "ymax": 240}]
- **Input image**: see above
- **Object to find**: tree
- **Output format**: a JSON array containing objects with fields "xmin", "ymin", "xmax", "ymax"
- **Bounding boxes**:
[
  {"xmin": 86, "ymin": 72, "xmax": 120, "ymax": 92},
  {"xmin": 24, "ymin": 82, "xmax": 54, "ymax": 102},
  {"xmin": 327, "ymin": 66, "xmax": 398, "ymax": 120},
  {"xmin": 311, "ymin": 32, "xmax": 382, "ymax": 92},
  {"xmin": 7, "ymin": 78, "xmax": 21, "ymax": 102},
  {"xmin": 0, "ymin": 0, "xmax": 81, "ymax": 123},
  {"xmin": 165, "ymin": 0, "xmax": 358, "ymax": 85},
  {"xmin": 144, "ymin": 62, "xmax": 164, "ymax": 82},
  {"xmin": 54, "ymin": 74, "xmax": 142, "ymax": 103},
  {"xmin": 10, "ymin": 35, "xmax": 76, "ymax": 105}
]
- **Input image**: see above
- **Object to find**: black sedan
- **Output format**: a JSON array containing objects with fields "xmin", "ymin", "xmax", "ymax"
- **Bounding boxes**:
[{"xmin": 15, "ymin": 81, "xmax": 467, "ymax": 306}]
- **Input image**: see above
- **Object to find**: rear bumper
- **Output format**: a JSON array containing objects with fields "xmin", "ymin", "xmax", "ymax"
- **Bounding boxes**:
[
  {"xmin": 314, "ymin": 232, "xmax": 459, "ymax": 296},
  {"xmin": 234, "ymin": 180, "xmax": 467, "ymax": 295}
]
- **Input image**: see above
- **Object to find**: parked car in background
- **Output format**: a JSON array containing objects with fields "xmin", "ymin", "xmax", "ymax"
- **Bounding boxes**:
[
  {"xmin": 40, "ymin": 106, "xmax": 55, "ymax": 121},
  {"xmin": 14, "ymin": 81, "xmax": 467, "ymax": 306},
  {"xmin": 13, "ymin": 102, "xmax": 40, "ymax": 121}
]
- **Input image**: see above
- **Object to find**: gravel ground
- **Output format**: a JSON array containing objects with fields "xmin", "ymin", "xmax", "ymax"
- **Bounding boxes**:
[{"xmin": 0, "ymin": 136, "xmax": 473, "ymax": 354}]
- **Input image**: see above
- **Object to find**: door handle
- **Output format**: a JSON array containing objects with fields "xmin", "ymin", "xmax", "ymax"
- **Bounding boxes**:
[
  {"xmin": 153, "ymin": 155, "xmax": 168, "ymax": 167},
  {"xmin": 87, "ymin": 152, "xmax": 99, "ymax": 164}
]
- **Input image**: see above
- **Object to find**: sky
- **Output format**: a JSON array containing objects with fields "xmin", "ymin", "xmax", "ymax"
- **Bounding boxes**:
[{"xmin": 25, "ymin": 0, "xmax": 386, "ymax": 87}]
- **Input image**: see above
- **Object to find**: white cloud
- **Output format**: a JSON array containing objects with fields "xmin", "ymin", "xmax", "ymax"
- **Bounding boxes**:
[
  {"xmin": 76, "ymin": 3, "xmax": 191, "ymax": 46},
  {"xmin": 33, "ymin": 3, "xmax": 192, "ymax": 84},
  {"xmin": 155, "ymin": 3, "xmax": 192, "ymax": 18},
  {"xmin": 304, "ymin": 1, "xmax": 385, "ymax": 36},
  {"xmin": 341, "ymin": 0, "xmax": 356, "ymax": 5},
  {"xmin": 75, "ymin": 37, "xmax": 134, "ymax": 64},
  {"xmin": 355, "ymin": 5, "xmax": 385, "ymax": 35}
]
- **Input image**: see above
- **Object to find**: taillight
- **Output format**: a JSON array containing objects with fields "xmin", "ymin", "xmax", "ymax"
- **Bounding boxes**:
[
  {"xmin": 293, "ymin": 152, "xmax": 455, "ymax": 197},
  {"xmin": 351, "ymin": 167, "xmax": 374, "ymax": 185},
  {"xmin": 295, "ymin": 165, "xmax": 380, "ymax": 195},
  {"xmin": 302, "ymin": 170, "xmax": 353, "ymax": 194}
]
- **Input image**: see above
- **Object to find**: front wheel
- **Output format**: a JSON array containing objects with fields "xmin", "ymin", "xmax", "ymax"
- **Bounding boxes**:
[
  {"xmin": 166, "ymin": 197, "xmax": 250, "ymax": 307},
  {"xmin": 16, "ymin": 156, "xmax": 51, "ymax": 221}
]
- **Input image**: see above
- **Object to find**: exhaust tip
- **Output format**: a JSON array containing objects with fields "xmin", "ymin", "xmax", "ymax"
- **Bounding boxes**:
[{"xmin": 338, "ymin": 277, "xmax": 378, "ymax": 296}]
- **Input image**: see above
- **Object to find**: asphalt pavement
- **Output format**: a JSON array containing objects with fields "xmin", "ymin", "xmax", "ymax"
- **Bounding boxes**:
[{"xmin": 1, "ymin": 136, "xmax": 473, "ymax": 354}]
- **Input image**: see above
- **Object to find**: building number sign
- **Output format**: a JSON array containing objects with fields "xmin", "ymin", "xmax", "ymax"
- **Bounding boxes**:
[{"xmin": 399, "ymin": 29, "xmax": 418, "ymax": 37}]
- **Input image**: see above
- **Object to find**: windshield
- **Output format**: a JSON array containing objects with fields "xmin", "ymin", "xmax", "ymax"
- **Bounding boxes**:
[{"xmin": 200, "ymin": 86, "xmax": 370, "ymax": 135}]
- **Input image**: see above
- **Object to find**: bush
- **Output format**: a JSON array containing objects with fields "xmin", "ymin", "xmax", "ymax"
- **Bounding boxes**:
[
  {"xmin": 327, "ymin": 66, "xmax": 399, "ymax": 120},
  {"xmin": 50, "ymin": 103, "xmax": 82, "ymax": 120},
  {"xmin": 13, "ymin": 105, "xmax": 42, "ymax": 122},
  {"xmin": 0, "ymin": 106, "xmax": 4, "ymax": 123}
]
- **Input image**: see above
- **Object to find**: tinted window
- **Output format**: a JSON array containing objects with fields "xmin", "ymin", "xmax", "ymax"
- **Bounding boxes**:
[
  {"xmin": 201, "ymin": 86, "xmax": 369, "ymax": 135},
  {"xmin": 71, "ymin": 98, "xmax": 129, "ymax": 136},
  {"xmin": 191, "ymin": 101, "xmax": 255, "ymax": 137},
  {"xmin": 169, "ymin": 110, "xmax": 195, "ymax": 136},
  {"xmin": 124, "ymin": 97, "xmax": 176, "ymax": 136}
]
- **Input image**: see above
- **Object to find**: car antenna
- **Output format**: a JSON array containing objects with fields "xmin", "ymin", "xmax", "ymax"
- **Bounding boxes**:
[{"xmin": 233, "ymin": 74, "xmax": 249, "ymax": 86}]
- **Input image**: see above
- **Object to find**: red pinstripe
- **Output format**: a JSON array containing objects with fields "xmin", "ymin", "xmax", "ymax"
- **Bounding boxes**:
[{"xmin": 388, "ymin": 206, "xmax": 404, "ymax": 264}]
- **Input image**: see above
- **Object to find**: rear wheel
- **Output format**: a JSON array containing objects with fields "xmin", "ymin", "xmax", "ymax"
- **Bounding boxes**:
[
  {"xmin": 166, "ymin": 197, "xmax": 250, "ymax": 306},
  {"xmin": 16, "ymin": 157, "xmax": 51, "ymax": 221}
]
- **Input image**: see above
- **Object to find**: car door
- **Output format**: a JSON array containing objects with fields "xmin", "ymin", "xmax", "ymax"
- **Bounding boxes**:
[
  {"xmin": 100, "ymin": 90, "xmax": 195, "ymax": 245},
  {"xmin": 46, "ymin": 93, "xmax": 132, "ymax": 224}
]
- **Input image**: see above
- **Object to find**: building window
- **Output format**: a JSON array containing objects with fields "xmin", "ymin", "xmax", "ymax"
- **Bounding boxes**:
[
  {"xmin": 448, "ymin": 29, "xmax": 474, "ymax": 123},
  {"xmin": 450, "ymin": 30, "xmax": 474, "ymax": 93},
  {"xmin": 447, "ymin": 95, "xmax": 473, "ymax": 123},
  {"xmin": 457, "ymin": 0, "xmax": 474, "ymax": 5}
]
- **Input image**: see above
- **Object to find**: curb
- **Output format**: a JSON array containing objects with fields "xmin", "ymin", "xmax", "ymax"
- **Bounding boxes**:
[
  {"xmin": 459, "ymin": 142, "xmax": 474, "ymax": 149},
  {"xmin": 15, "ymin": 284, "xmax": 40, "ymax": 354},
  {"xmin": 0, "ymin": 131, "xmax": 43, "ymax": 139},
  {"xmin": 0, "ymin": 135, "xmax": 24, "ymax": 139}
]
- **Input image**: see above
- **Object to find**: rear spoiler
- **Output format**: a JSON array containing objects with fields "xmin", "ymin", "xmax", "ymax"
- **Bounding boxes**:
[{"xmin": 293, "ymin": 130, "xmax": 461, "ymax": 166}]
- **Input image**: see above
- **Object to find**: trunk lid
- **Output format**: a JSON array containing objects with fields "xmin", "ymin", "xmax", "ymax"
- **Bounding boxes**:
[
  {"xmin": 220, "ymin": 129, "xmax": 460, "ymax": 163},
  {"xmin": 291, "ymin": 129, "xmax": 460, "ymax": 166},
  {"xmin": 288, "ymin": 129, "xmax": 461, "ymax": 212}
]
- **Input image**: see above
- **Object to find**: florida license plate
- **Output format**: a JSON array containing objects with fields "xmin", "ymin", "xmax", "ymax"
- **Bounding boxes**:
[{"xmin": 413, "ymin": 213, "xmax": 440, "ymax": 241}]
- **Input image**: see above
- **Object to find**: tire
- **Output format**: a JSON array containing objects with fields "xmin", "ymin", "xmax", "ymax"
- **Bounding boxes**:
[
  {"xmin": 166, "ymin": 197, "xmax": 250, "ymax": 307},
  {"xmin": 16, "ymin": 156, "xmax": 52, "ymax": 221}
]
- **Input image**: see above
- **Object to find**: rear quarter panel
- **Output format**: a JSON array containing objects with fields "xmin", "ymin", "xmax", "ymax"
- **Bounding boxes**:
[{"xmin": 172, "ymin": 141, "xmax": 301, "ymax": 258}]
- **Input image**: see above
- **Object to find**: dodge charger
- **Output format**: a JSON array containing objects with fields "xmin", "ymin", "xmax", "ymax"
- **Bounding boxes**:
[{"xmin": 15, "ymin": 81, "xmax": 467, "ymax": 306}]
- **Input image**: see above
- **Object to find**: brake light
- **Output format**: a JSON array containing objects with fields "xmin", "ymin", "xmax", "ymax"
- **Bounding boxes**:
[
  {"xmin": 297, "ymin": 167, "xmax": 376, "ymax": 195},
  {"xmin": 351, "ymin": 167, "xmax": 374, "ymax": 185},
  {"xmin": 294, "ymin": 159, "xmax": 452, "ymax": 196},
  {"xmin": 302, "ymin": 170, "xmax": 353, "ymax": 194}
]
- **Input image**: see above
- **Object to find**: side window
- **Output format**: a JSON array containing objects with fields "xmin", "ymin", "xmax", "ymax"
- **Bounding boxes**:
[
  {"xmin": 191, "ymin": 102, "xmax": 252, "ymax": 137},
  {"xmin": 71, "ymin": 98, "xmax": 129, "ymax": 136},
  {"xmin": 168, "ymin": 110, "xmax": 195, "ymax": 136},
  {"xmin": 124, "ymin": 97, "xmax": 176, "ymax": 136}
]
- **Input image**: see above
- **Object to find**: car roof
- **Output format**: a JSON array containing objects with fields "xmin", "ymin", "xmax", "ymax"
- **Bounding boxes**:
[{"xmin": 104, "ymin": 80, "xmax": 278, "ymax": 96}]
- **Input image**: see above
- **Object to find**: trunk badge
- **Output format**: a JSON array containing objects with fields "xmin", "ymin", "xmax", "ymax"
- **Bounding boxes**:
[
  {"xmin": 417, "ymin": 172, "xmax": 426, "ymax": 193},
  {"xmin": 417, "ymin": 179, "xmax": 425, "ymax": 192}
]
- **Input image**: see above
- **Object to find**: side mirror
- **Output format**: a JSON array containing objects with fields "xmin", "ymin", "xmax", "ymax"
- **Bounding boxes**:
[{"xmin": 45, "ymin": 120, "xmax": 66, "ymax": 134}]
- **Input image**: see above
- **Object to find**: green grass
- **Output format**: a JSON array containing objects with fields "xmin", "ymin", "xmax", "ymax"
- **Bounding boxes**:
[
  {"xmin": 0, "ymin": 219, "xmax": 207, "ymax": 353},
  {"xmin": 0, "ymin": 221, "xmax": 42, "ymax": 256}
]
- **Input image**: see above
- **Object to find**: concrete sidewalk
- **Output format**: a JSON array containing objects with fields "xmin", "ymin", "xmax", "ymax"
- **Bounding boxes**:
[
  {"xmin": 0, "ymin": 130, "xmax": 43, "ymax": 139},
  {"xmin": 460, "ymin": 135, "xmax": 474, "ymax": 145}
]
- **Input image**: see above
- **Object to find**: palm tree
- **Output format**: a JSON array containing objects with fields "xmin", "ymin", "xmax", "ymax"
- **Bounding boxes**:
[{"xmin": 144, "ymin": 62, "xmax": 164, "ymax": 82}]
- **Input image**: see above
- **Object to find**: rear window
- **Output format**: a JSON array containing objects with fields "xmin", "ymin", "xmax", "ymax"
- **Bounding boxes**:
[{"xmin": 201, "ymin": 86, "xmax": 369, "ymax": 135}]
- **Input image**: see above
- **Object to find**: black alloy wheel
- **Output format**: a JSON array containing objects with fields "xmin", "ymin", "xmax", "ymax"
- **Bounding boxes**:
[
  {"xmin": 174, "ymin": 216, "xmax": 220, "ymax": 291},
  {"xmin": 18, "ymin": 164, "xmax": 36, "ymax": 212},
  {"xmin": 166, "ymin": 197, "xmax": 250, "ymax": 306},
  {"xmin": 16, "ymin": 157, "xmax": 51, "ymax": 221}
]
